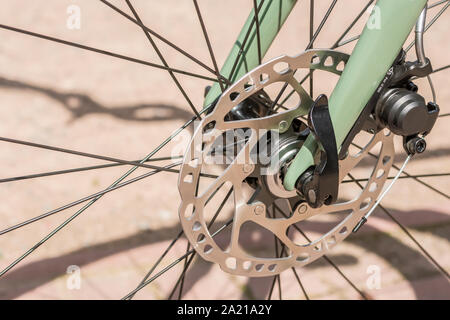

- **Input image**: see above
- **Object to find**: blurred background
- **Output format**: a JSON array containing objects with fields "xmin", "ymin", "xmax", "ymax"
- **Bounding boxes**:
[{"xmin": 0, "ymin": 0, "xmax": 448, "ymax": 299}]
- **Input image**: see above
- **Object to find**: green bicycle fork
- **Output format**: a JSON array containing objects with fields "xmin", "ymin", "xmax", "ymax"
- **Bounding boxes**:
[
  {"xmin": 204, "ymin": 0, "xmax": 428, "ymax": 191},
  {"xmin": 203, "ymin": 0, "xmax": 298, "ymax": 107}
]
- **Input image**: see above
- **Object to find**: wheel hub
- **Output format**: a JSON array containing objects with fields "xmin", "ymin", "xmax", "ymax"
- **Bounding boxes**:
[{"xmin": 178, "ymin": 49, "xmax": 395, "ymax": 277}]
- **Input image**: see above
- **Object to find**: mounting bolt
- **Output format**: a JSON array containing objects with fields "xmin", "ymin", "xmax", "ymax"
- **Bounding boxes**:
[
  {"xmin": 278, "ymin": 120, "xmax": 289, "ymax": 132},
  {"xmin": 253, "ymin": 204, "xmax": 265, "ymax": 215},
  {"xmin": 406, "ymin": 137, "xmax": 427, "ymax": 155},
  {"xmin": 406, "ymin": 81, "xmax": 418, "ymax": 92},
  {"xmin": 243, "ymin": 164, "xmax": 254, "ymax": 173},
  {"xmin": 297, "ymin": 204, "xmax": 308, "ymax": 214}
]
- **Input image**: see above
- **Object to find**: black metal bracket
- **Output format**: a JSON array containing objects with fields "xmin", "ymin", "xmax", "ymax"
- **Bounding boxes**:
[
  {"xmin": 390, "ymin": 57, "xmax": 433, "ymax": 85},
  {"xmin": 296, "ymin": 94, "xmax": 339, "ymax": 208},
  {"xmin": 338, "ymin": 50, "xmax": 410, "ymax": 160},
  {"xmin": 338, "ymin": 50, "xmax": 434, "ymax": 160}
]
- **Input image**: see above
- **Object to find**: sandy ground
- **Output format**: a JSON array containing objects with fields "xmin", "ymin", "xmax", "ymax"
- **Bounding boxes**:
[{"xmin": 0, "ymin": 0, "xmax": 448, "ymax": 299}]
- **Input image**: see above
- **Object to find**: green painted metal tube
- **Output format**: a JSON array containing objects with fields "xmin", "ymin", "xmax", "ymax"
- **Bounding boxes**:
[
  {"xmin": 283, "ymin": 0, "xmax": 428, "ymax": 191},
  {"xmin": 203, "ymin": 0, "xmax": 298, "ymax": 107}
]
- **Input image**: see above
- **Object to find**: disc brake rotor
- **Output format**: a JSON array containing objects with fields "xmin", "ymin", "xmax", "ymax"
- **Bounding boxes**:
[{"xmin": 178, "ymin": 49, "xmax": 395, "ymax": 277}]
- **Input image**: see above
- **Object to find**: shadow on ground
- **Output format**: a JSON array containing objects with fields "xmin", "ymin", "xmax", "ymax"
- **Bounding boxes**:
[
  {"xmin": 1, "ymin": 75, "xmax": 448, "ymax": 163},
  {"xmin": 0, "ymin": 207, "xmax": 448, "ymax": 300},
  {"xmin": 0, "ymin": 76, "xmax": 194, "ymax": 123}
]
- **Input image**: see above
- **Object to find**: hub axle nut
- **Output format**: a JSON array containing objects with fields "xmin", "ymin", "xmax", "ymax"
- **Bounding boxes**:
[{"xmin": 406, "ymin": 136, "xmax": 427, "ymax": 155}]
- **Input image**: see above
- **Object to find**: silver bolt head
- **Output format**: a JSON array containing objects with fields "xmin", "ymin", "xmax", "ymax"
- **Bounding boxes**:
[
  {"xmin": 254, "ymin": 204, "xmax": 265, "ymax": 215},
  {"xmin": 243, "ymin": 164, "xmax": 254, "ymax": 173},
  {"xmin": 297, "ymin": 204, "xmax": 308, "ymax": 214},
  {"xmin": 279, "ymin": 120, "xmax": 289, "ymax": 132}
]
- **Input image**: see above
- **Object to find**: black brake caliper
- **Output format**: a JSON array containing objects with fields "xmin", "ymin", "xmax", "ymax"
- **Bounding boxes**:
[
  {"xmin": 294, "ymin": 50, "xmax": 441, "ymax": 208},
  {"xmin": 375, "ymin": 50, "xmax": 440, "ymax": 156}
]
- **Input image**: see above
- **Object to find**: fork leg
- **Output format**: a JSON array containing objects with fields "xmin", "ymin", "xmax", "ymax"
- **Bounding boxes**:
[{"xmin": 283, "ymin": 0, "xmax": 428, "ymax": 191}]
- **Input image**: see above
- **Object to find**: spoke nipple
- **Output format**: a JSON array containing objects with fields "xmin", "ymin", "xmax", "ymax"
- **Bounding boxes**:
[
  {"xmin": 204, "ymin": 85, "xmax": 212, "ymax": 98},
  {"xmin": 352, "ymin": 217, "xmax": 367, "ymax": 233}
]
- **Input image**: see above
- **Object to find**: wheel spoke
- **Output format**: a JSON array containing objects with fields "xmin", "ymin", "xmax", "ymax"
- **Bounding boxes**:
[
  {"xmin": 167, "ymin": 188, "xmax": 233, "ymax": 300},
  {"xmin": 0, "ymin": 163, "xmax": 181, "ymax": 236},
  {"xmin": 99, "ymin": 0, "xmax": 227, "ymax": 83},
  {"xmin": 332, "ymin": 0, "xmax": 375, "ymax": 48},
  {"xmin": 0, "ymin": 136, "xmax": 210, "ymax": 176},
  {"xmin": 122, "ymin": 218, "xmax": 234, "ymax": 300},
  {"xmin": 405, "ymin": 1, "xmax": 450, "ymax": 52},
  {"xmin": 427, "ymin": 75, "xmax": 437, "ymax": 103},
  {"xmin": 0, "ymin": 164, "xmax": 179, "ymax": 234},
  {"xmin": 126, "ymin": 0, "xmax": 201, "ymax": 119},
  {"xmin": 253, "ymin": 0, "xmax": 263, "ymax": 66},
  {"xmin": 342, "ymin": 172, "xmax": 450, "ymax": 184},
  {"xmin": 388, "ymin": 163, "xmax": 448, "ymax": 199},
  {"xmin": 125, "ymin": 228, "xmax": 184, "ymax": 300},
  {"xmin": 267, "ymin": 207, "xmax": 283, "ymax": 300},
  {"xmin": 306, "ymin": 0, "xmax": 338, "ymax": 50},
  {"xmin": 177, "ymin": 242, "xmax": 191, "ymax": 300},
  {"xmin": 273, "ymin": 203, "xmax": 368, "ymax": 300},
  {"xmin": 432, "ymin": 64, "xmax": 450, "ymax": 75},
  {"xmin": 275, "ymin": 244, "xmax": 282, "ymax": 300},
  {"xmin": 335, "ymin": 34, "xmax": 360, "ymax": 48},
  {"xmin": 267, "ymin": 272, "xmax": 277, "ymax": 299},
  {"xmin": 348, "ymin": 173, "xmax": 450, "ymax": 279},
  {"xmin": 167, "ymin": 248, "xmax": 196, "ymax": 300},
  {"xmin": 1, "ymin": 0, "xmax": 447, "ymax": 300},
  {"xmin": 0, "ymin": 102, "xmax": 215, "ymax": 275},
  {"xmin": 0, "ymin": 156, "xmax": 181, "ymax": 184},
  {"xmin": 272, "ymin": 0, "xmax": 338, "ymax": 111},
  {"xmin": 291, "ymin": 267, "xmax": 310, "ymax": 300},
  {"xmin": 352, "ymin": 143, "xmax": 449, "ymax": 199},
  {"xmin": 274, "ymin": 208, "xmax": 282, "ymax": 300},
  {"xmin": 331, "ymin": 0, "xmax": 375, "ymax": 49},
  {"xmin": 428, "ymin": 0, "xmax": 450, "ymax": 9},
  {"xmin": 124, "ymin": 248, "xmax": 195, "ymax": 300},
  {"xmin": 379, "ymin": 205, "xmax": 450, "ymax": 279},
  {"xmin": 193, "ymin": 0, "xmax": 225, "ymax": 92},
  {"xmin": 274, "ymin": 72, "xmax": 310, "ymax": 111},
  {"xmin": 0, "ymin": 24, "xmax": 218, "ymax": 83},
  {"xmin": 0, "ymin": 159, "xmax": 181, "ymax": 278},
  {"xmin": 127, "ymin": 187, "xmax": 232, "ymax": 300},
  {"xmin": 227, "ymin": 0, "xmax": 265, "ymax": 84},
  {"xmin": 309, "ymin": 0, "xmax": 315, "ymax": 96},
  {"xmin": 279, "ymin": 0, "xmax": 370, "ymax": 107}
]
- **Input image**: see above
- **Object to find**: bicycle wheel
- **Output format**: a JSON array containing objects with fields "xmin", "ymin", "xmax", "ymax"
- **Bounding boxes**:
[{"xmin": 0, "ymin": 0, "xmax": 448, "ymax": 300}]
